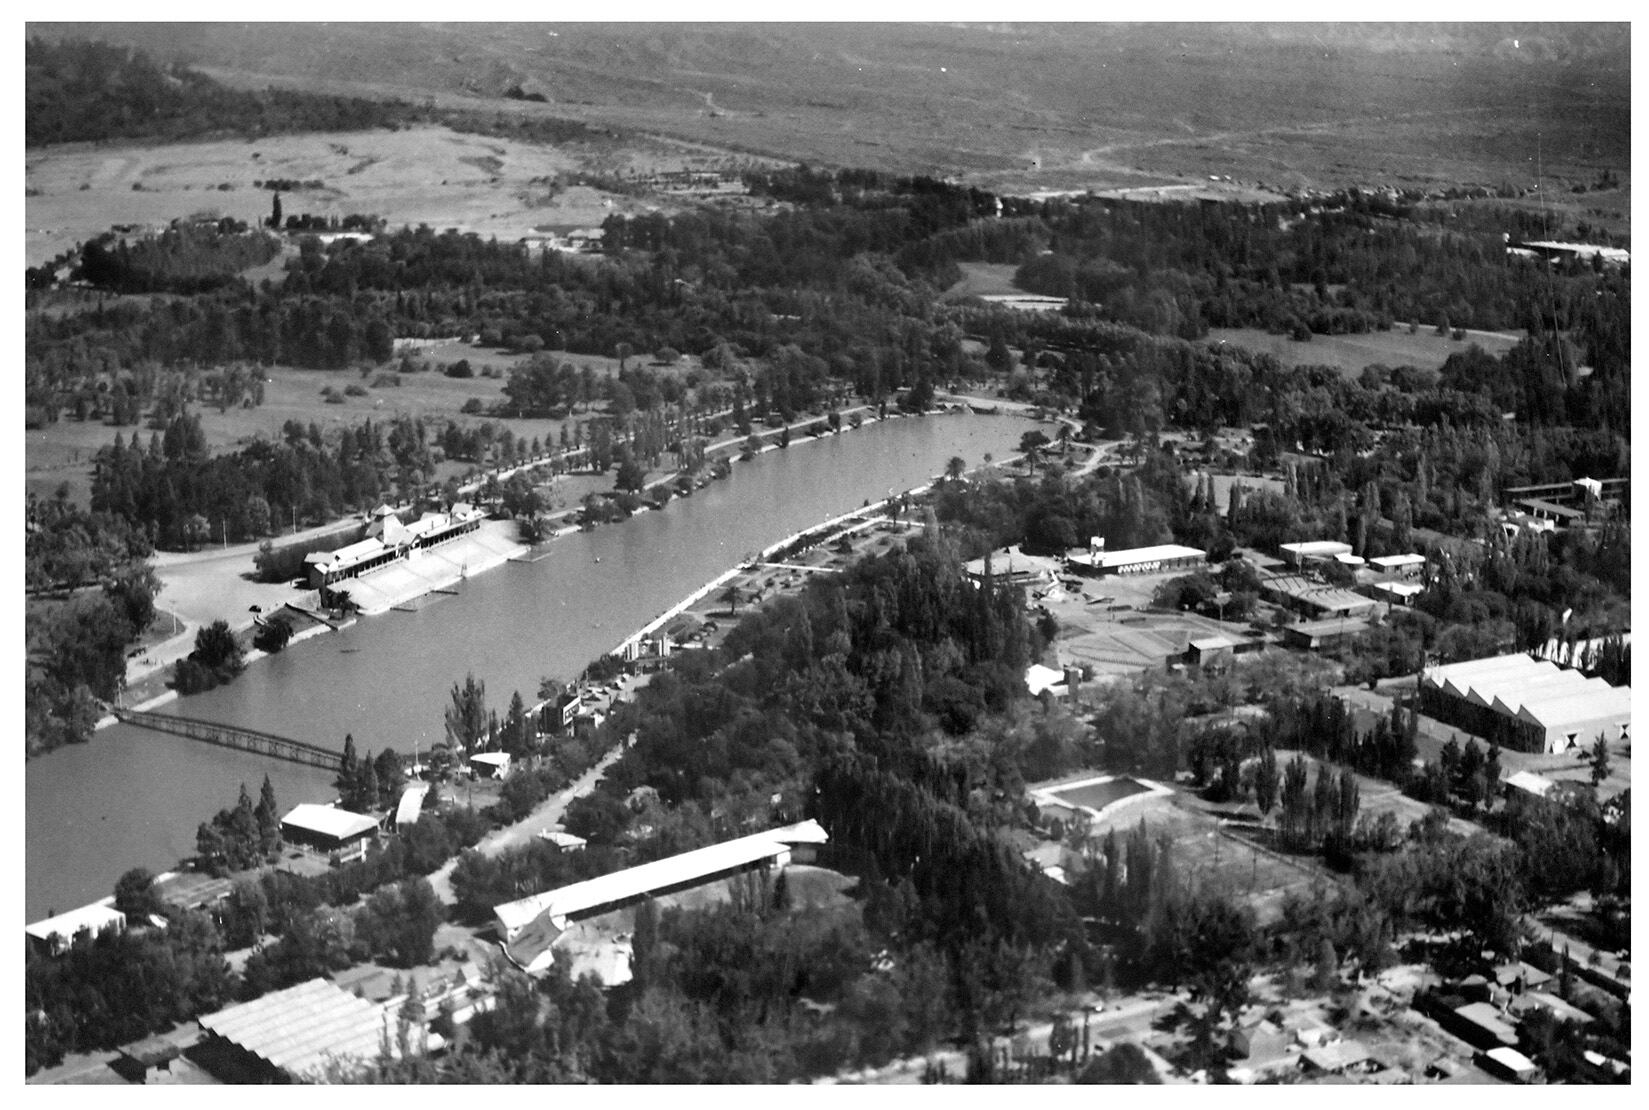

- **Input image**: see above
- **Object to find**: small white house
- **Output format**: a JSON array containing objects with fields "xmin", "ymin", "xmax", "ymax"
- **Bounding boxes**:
[{"xmin": 27, "ymin": 901, "xmax": 128, "ymax": 956}]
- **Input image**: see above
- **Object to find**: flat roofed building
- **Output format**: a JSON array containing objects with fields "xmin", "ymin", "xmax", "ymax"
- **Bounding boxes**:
[
  {"xmin": 26, "ymin": 901, "xmax": 127, "ymax": 956},
  {"xmin": 1369, "ymin": 553, "xmax": 1426, "ymax": 576},
  {"xmin": 1450, "ymin": 1001, "xmax": 1520, "ymax": 1049},
  {"xmin": 469, "ymin": 752, "xmax": 512, "ymax": 779},
  {"xmin": 537, "ymin": 830, "xmax": 587, "ymax": 851},
  {"xmin": 1025, "ymin": 663, "xmax": 1069, "ymax": 696},
  {"xmin": 1367, "ymin": 580, "xmax": 1424, "ymax": 606},
  {"xmin": 280, "ymin": 803, "xmax": 379, "ymax": 862},
  {"xmin": 1069, "ymin": 543, "xmax": 1205, "ymax": 576},
  {"xmin": 1300, "ymin": 1039, "xmax": 1376, "ymax": 1074},
  {"xmin": 1187, "ymin": 636, "xmax": 1239, "ymax": 665},
  {"xmin": 1281, "ymin": 617, "xmax": 1371, "ymax": 652},
  {"xmin": 1476, "ymin": 1046, "xmax": 1540, "ymax": 1084},
  {"xmin": 1279, "ymin": 541, "xmax": 1353, "ymax": 567}
]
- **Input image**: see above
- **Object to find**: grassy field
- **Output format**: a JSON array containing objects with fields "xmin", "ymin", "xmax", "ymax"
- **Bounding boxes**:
[
  {"xmin": 24, "ymin": 125, "xmax": 752, "ymax": 267},
  {"xmin": 945, "ymin": 262, "xmax": 1026, "ymax": 299},
  {"xmin": 1204, "ymin": 325, "xmax": 1524, "ymax": 376},
  {"xmin": 23, "ymin": 341, "xmax": 706, "ymax": 506}
]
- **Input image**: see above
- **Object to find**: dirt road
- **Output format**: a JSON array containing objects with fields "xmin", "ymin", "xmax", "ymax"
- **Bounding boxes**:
[{"xmin": 424, "ymin": 745, "xmax": 626, "ymax": 905}]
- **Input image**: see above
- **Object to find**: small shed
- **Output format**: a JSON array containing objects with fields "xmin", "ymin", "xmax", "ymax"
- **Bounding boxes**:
[
  {"xmin": 537, "ymin": 830, "xmax": 588, "ymax": 852},
  {"xmin": 1300, "ymin": 1039, "xmax": 1377, "ymax": 1074},
  {"xmin": 1476, "ymin": 1046, "xmax": 1540, "ymax": 1084},
  {"xmin": 110, "ymin": 1033, "xmax": 192, "ymax": 1084}
]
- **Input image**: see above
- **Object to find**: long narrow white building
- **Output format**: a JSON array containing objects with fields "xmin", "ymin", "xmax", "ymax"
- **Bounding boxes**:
[{"xmin": 495, "ymin": 820, "xmax": 828, "ymax": 975}]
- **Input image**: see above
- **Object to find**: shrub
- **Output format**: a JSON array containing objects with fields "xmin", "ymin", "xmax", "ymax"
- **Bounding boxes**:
[
  {"xmin": 344, "ymin": 383, "xmax": 368, "ymax": 397},
  {"xmin": 253, "ymin": 615, "xmax": 294, "ymax": 653}
]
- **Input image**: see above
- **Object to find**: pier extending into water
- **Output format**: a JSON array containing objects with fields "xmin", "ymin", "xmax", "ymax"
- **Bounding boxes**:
[{"xmin": 110, "ymin": 707, "xmax": 341, "ymax": 770}]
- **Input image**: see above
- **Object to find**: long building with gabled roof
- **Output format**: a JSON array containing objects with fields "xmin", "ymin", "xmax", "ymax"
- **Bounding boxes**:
[{"xmin": 494, "ymin": 820, "xmax": 828, "ymax": 975}]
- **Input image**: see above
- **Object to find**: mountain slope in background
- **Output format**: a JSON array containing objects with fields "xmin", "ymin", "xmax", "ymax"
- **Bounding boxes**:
[{"xmin": 26, "ymin": 22, "xmax": 1630, "ymax": 193}]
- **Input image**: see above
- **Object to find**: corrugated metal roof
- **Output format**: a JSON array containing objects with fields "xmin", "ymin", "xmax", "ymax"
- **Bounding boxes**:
[{"xmin": 198, "ymin": 978, "xmax": 393, "ymax": 1079}]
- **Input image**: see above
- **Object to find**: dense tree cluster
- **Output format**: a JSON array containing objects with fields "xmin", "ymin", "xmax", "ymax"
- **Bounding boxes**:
[
  {"xmin": 74, "ymin": 221, "xmax": 281, "ymax": 295},
  {"xmin": 24, "ymin": 498, "xmax": 159, "ymax": 755},
  {"xmin": 1009, "ymin": 190, "xmax": 1630, "ymax": 353},
  {"xmin": 90, "ymin": 413, "xmax": 436, "ymax": 549}
]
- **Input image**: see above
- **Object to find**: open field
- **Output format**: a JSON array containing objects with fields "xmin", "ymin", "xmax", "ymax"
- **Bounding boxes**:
[
  {"xmin": 945, "ymin": 262, "xmax": 1026, "ymax": 300},
  {"xmin": 35, "ymin": 23, "xmax": 1628, "ymax": 203},
  {"xmin": 24, "ymin": 124, "xmax": 758, "ymax": 267},
  {"xmin": 24, "ymin": 339, "xmax": 708, "ymax": 507},
  {"xmin": 1204, "ymin": 325, "xmax": 1524, "ymax": 376}
]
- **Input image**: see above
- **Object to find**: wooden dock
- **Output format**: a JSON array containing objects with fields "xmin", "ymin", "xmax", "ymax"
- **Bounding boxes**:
[{"xmin": 111, "ymin": 707, "xmax": 341, "ymax": 770}]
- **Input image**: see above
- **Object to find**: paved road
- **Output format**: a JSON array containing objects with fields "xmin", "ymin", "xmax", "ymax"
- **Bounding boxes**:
[{"xmin": 821, "ymin": 992, "xmax": 1186, "ymax": 1084}]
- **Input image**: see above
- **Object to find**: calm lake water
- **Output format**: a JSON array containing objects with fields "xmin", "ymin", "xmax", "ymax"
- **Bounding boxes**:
[{"xmin": 26, "ymin": 412, "xmax": 1032, "ymax": 920}]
